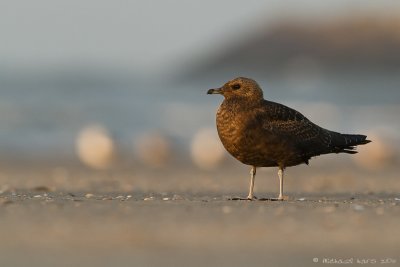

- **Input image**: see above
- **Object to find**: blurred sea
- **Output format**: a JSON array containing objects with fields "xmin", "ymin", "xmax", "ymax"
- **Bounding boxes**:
[{"xmin": 1, "ymin": 68, "xmax": 399, "ymax": 162}]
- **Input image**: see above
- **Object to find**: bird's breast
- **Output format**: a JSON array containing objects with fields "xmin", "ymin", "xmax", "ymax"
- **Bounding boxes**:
[
  {"xmin": 216, "ymin": 104, "xmax": 277, "ymax": 166},
  {"xmin": 216, "ymin": 106, "xmax": 243, "ymax": 150}
]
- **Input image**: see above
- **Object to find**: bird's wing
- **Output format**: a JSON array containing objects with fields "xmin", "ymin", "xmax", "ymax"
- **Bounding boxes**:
[{"xmin": 259, "ymin": 101, "xmax": 332, "ymax": 149}]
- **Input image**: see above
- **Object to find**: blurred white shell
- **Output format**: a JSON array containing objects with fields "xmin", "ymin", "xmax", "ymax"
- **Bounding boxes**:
[{"xmin": 76, "ymin": 124, "xmax": 115, "ymax": 170}]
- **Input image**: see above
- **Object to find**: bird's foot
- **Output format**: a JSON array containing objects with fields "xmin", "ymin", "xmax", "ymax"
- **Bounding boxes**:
[
  {"xmin": 229, "ymin": 196, "xmax": 258, "ymax": 201},
  {"xmin": 275, "ymin": 195, "xmax": 289, "ymax": 201}
]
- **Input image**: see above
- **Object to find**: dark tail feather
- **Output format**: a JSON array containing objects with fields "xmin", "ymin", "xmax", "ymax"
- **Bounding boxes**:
[{"xmin": 331, "ymin": 133, "xmax": 371, "ymax": 154}]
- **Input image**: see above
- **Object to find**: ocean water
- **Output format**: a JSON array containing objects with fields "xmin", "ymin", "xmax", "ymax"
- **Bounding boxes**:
[{"xmin": 0, "ymin": 70, "xmax": 399, "ymax": 159}]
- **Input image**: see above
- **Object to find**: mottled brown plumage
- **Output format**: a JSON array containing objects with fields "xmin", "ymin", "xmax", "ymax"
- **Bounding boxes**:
[{"xmin": 207, "ymin": 77, "xmax": 370, "ymax": 200}]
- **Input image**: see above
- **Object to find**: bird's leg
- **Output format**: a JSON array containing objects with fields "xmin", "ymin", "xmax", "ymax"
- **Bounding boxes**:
[
  {"xmin": 277, "ymin": 167, "xmax": 288, "ymax": 201},
  {"xmin": 229, "ymin": 166, "xmax": 257, "ymax": 200},
  {"xmin": 246, "ymin": 166, "xmax": 257, "ymax": 200}
]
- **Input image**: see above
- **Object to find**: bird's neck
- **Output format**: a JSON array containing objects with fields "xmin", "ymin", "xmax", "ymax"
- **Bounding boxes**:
[{"xmin": 223, "ymin": 96, "xmax": 264, "ymax": 110}]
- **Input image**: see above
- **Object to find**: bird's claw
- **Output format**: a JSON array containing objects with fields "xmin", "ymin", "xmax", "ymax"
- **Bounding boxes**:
[{"xmin": 247, "ymin": 196, "xmax": 258, "ymax": 201}]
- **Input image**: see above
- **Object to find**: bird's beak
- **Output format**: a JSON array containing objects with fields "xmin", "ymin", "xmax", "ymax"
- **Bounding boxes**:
[{"xmin": 207, "ymin": 87, "xmax": 223, "ymax": 95}]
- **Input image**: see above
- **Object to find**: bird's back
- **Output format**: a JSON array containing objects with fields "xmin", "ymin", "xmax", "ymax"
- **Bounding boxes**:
[{"xmin": 216, "ymin": 98, "xmax": 370, "ymax": 168}]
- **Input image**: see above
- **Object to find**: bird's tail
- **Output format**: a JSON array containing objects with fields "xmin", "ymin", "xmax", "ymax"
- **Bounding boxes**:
[{"xmin": 331, "ymin": 133, "xmax": 371, "ymax": 154}]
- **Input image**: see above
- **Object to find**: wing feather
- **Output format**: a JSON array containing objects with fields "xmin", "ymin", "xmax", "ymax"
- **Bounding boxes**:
[{"xmin": 259, "ymin": 101, "xmax": 332, "ymax": 152}]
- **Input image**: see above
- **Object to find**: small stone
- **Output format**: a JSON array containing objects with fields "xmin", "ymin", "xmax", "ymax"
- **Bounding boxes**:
[
  {"xmin": 298, "ymin": 197, "xmax": 306, "ymax": 201},
  {"xmin": 85, "ymin": 193, "xmax": 94, "ymax": 198},
  {"xmin": 126, "ymin": 195, "xmax": 132, "ymax": 199},
  {"xmin": 115, "ymin": 196, "xmax": 124, "ymax": 199},
  {"xmin": 33, "ymin": 195, "xmax": 42, "ymax": 198},
  {"xmin": 394, "ymin": 198, "xmax": 400, "ymax": 201},
  {"xmin": 162, "ymin": 197, "xmax": 169, "ymax": 201},
  {"xmin": 144, "ymin": 197, "xmax": 155, "ymax": 201},
  {"xmin": 172, "ymin": 194, "xmax": 184, "ymax": 201}
]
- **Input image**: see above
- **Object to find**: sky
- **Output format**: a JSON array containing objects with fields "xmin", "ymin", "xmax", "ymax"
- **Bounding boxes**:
[{"xmin": 1, "ymin": 0, "xmax": 400, "ymax": 75}]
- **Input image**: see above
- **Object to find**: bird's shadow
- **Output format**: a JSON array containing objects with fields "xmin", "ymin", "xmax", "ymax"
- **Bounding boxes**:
[{"xmin": 228, "ymin": 197, "xmax": 284, "ymax": 201}]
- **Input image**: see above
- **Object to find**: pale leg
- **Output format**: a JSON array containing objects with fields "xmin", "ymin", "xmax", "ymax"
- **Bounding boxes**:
[
  {"xmin": 277, "ymin": 167, "xmax": 288, "ymax": 200},
  {"xmin": 247, "ymin": 166, "xmax": 256, "ymax": 200}
]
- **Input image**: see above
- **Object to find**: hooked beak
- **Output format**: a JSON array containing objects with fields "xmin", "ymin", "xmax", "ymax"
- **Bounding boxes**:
[{"xmin": 207, "ymin": 87, "xmax": 223, "ymax": 95}]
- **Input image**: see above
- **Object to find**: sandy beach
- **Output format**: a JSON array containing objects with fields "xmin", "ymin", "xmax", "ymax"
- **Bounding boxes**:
[{"xmin": 1, "ymin": 164, "xmax": 399, "ymax": 267}]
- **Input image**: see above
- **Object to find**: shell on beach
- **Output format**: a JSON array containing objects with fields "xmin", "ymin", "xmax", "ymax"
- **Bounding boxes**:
[
  {"xmin": 134, "ymin": 132, "xmax": 172, "ymax": 168},
  {"xmin": 76, "ymin": 124, "xmax": 115, "ymax": 170}
]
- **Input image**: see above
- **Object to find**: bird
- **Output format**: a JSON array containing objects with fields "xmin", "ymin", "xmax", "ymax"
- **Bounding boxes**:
[{"xmin": 207, "ymin": 77, "xmax": 370, "ymax": 200}]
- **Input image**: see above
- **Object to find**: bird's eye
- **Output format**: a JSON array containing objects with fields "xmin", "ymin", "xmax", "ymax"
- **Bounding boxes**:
[{"xmin": 232, "ymin": 84, "xmax": 241, "ymax": 90}]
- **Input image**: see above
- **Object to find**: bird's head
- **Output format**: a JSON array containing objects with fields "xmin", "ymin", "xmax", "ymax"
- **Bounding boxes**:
[{"xmin": 207, "ymin": 77, "xmax": 264, "ymax": 101}]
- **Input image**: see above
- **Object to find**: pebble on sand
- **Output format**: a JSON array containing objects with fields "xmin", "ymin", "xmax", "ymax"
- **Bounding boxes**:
[
  {"xmin": 76, "ymin": 124, "xmax": 115, "ymax": 170},
  {"xmin": 134, "ymin": 132, "xmax": 172, "ymax": 168},
  {"xmin": 190, "ymin": 128, "xmax": 225, "ymax": 170}
]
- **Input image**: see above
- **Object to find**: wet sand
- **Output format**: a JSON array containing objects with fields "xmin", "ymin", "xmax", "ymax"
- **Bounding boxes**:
[{"xmin": 1, "ymin": 188, "xmax": 399, "ymax": 267}]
